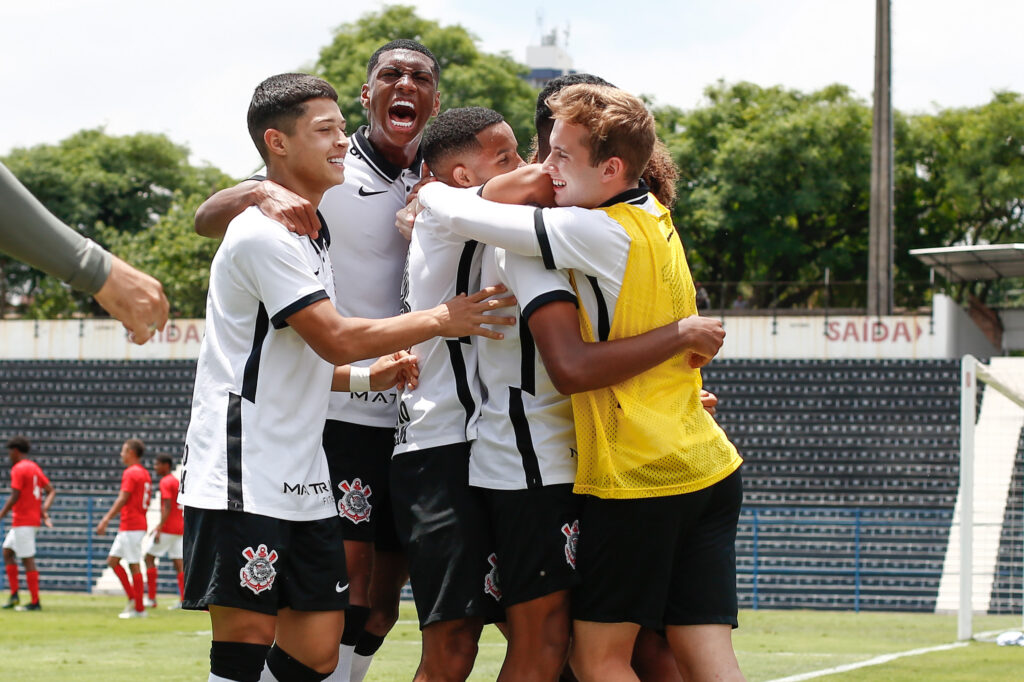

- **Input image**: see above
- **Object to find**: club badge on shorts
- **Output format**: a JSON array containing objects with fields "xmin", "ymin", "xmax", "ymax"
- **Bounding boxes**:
[
  {"xmin": 562, "ymin": 520, "xmax": 580, "ymax": 569},
  {"xmin": 483, "ymin": 552, "xmax": 502, "ymax": 602},
  {"xmin": 337, "ymin": 478, "xmax": 373, "ymax": 523},
  {"xmin": 239, "ymin": 544, "xmax": 279, "ymax": 594}
]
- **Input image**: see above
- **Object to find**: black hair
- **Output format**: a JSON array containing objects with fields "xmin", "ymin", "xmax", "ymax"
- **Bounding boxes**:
[
  {"xmin": 534, "ymin": 73, "xmax": 614, "ymax": 131},
  {"xmin": 422, "ymin": 107, "xmax": 505, "ymax": 171},
  {"xmin": 367, "ymin": 39, "xmax": 440, "ymax": 82},
  {"xmin": 247, "ymin": 73, "xmax": 339, "ymax": 163},
  {"xmin": 5, "ymin": 435, "xmax": 29, "ymax": 454},
  {"xmin": 155, "ymin": 454, "xmax": 174, "ymax": 467}
]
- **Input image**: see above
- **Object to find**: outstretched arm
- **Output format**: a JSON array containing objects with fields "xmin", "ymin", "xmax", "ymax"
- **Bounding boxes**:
[
  {"xmin": 194, "ymin": 179, "xmax": 322, "ymax": 239},
  {"xmin": 287, "ymin": 286, "xmax": 517, "ymax": 368},
  {"xmin": 529, "ymin": 301, "xmax": 725, "ymax": 395}
]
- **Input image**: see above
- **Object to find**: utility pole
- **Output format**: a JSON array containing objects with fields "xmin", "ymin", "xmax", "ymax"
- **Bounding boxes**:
[{"xmin": 868, "ymin": 0, "xmax": 894, "ymax": 316}]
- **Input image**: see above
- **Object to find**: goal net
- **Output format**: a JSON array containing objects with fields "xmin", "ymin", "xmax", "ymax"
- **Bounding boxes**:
[{"xmin": 950, "ymin": 355, "xmax": 1024, "ymax": 640}]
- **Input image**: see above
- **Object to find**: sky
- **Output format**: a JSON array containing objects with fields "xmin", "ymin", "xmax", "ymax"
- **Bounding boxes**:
[{"xmin": 1, "ymin": 0, "xmax": 1021, "ymax": 179}]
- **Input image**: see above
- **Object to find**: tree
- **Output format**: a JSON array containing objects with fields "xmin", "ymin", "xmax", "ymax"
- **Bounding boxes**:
[
  {"xmin": 662, "ymin": 82, "xmax": 875, "ymax": 307},
  {"xmin": 314, "ymin": 5, "xmax": 538, "ymax": 157},
  {"xmin": 1, "ymin": 129, "xmax": 232, "ymax": 317}
]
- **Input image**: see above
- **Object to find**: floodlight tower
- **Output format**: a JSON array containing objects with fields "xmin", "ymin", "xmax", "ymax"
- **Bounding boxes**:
[{"xmin": 868, "ymin": 0, "xmax": 894, "ymax": 316}]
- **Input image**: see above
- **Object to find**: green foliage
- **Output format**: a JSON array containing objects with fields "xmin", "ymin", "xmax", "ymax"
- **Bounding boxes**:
[
  {"xmin": 314, "ymin": 5, "xmax": 538, "ymax": 157},
  {"xmin": 1, "ymin": 129, "xmax": 233, "ymax": 318}
]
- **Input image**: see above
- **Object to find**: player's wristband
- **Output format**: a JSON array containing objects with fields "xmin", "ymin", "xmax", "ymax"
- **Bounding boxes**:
[{"xmin": 350, "ymin": 365, "xmax": 372, "ymax": 393}]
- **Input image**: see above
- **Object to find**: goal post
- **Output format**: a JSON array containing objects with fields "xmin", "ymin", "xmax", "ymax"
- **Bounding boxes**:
[{"xmin": 958, "ymin": 355, "xmax": 1024, "ymax": 640}]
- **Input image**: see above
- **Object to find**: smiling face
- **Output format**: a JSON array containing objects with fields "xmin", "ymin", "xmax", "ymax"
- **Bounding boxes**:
[
  {"xmin": 362, "ymin": 48, "xmax": 440, "ymax": 157},
  {"xmin": 455, "ymin": 122, "xmax": 523, "ymax": 187},
  {"xmin": 267, "ymin": 97, "xmax": 349, "ymax": 201},
  {"xmin": 543, "ymin": 120, "xmax": 613, "ymax": 209}
]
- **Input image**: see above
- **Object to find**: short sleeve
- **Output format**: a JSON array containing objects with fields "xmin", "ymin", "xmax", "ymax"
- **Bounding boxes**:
[
  {"xmin": 496, "ymin": 250, "xmax": 577, "ymax": 322},
  {"xmin": 225, "ymin": 213, "xmax": 328, "ymax": 329},
  {"xmin": 534, "ymin": 207, "xmax": 631, "ymax": 282},
  {"xmin": 10, "ymin": 466, "xmax": 26, "ymax": 492},
  {"xmin": 120, "ymin": 468, "xmax": 132, "ymax": 493}
]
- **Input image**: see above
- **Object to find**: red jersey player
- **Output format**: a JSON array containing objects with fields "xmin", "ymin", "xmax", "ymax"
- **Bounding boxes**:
[
  {"xmin": 143, "ymin": 453, "xmax": 184, "ymax": 609},
  {"xmin": 95, "ymin": 438, "xmax": 152, "ymax": 618},
  {"xmin": 1, "ymin": 436, "xmax": 56, "ymax": 611}
]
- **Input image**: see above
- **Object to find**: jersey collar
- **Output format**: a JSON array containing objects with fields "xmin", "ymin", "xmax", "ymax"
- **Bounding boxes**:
[
  {"xmin": 349, "ymin": 126, "xmax": 424, "ymax": 184},
  {"xmin": 597, "ymin": 180, "xmax": 651, "ymax": 208}
]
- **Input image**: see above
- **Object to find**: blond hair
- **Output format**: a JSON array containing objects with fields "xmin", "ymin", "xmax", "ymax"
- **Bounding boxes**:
[{"xmin": 546, "ymin": 84, "xmax": 656, "ymax": 182}]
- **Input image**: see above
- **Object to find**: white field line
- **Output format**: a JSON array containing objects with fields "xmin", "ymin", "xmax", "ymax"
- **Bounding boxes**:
[{"xmin": 765, "ymin": 641, "xmax": 969, "ymax": 682}]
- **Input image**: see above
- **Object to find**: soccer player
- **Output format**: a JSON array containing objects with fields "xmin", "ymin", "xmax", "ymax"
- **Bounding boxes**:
[
  {"xmin": 391, "ymin": 106, "xmax": 522, "ymax": 682},
  {"xmin": 95, "ymin": 438, "xmax": 152, "ymax": 619},
  {"xmin": 0, "ymin": 436, "xmax": 55, "ymax": 611},
  {"xmin": 415, "ymin": 84, "xmax": 745, "ymax": 682},
  {"xmin": 142, "ymin": 453, "xmax": 184, "ymax": 609},
  {"xmin": 179, "ymin": 72, "xmax": 512, "ymax": 682},
  {"xmin": 195, "ymin": 40, "xmax": 442, "ymax": 682}
]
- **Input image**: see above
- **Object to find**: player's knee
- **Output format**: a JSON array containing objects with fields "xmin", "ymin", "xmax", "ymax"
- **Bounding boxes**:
[
  {"xmin": 105, "ymin": 556, "xmax": 120, "ymax": 569},
  {"xmin": 367, "ymin": 599, "xmax": 400, "ymax": 633}
]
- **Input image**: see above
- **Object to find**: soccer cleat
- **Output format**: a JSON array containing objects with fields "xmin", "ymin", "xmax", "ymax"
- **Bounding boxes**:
[
  {"xmin": 15, "ymin": 602, "xmax": 41, "ymax": 612},
  {"xmin": 118, "ymin": 608, "xmax": 148, "ymax": 619},
  {"xmin": 143, "ymin": 597, "xmax": 157, "ymax": 608},
  {"xmin": 2, "ymin": 594, "xmax": 19, "ymax": 609},
  {"xmin": 166, "ymin": 600, "xmax": 182, "ymax": 610},
  {"xmin": 120, "ymin": 601, "xmax": 135, "ymax": 615}
]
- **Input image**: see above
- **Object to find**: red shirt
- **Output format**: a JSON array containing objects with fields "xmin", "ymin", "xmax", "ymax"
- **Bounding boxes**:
[
  {"xmin": 119, "ymin": 463, "xmax": 151, "ymax": 531},
  {"xmin": 10, "ymin": 459, "xmax": 49, "ymax": 527},
  {"xmin": 159, "ymin": 474, "xmax": 184, "ymax": 535}
]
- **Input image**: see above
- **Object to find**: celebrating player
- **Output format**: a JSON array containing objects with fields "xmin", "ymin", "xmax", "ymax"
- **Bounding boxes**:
[
  {"xmin": 142, "ymin": 454, "xmax": 184, "ymax": 609},
  {"xmin": 415, "ymin": 83, "xmax": 745, "ymax": 681},
  {"xmin": 195, "ymin": 40, "xmax": 442, "ymax": 682},
  {"xmin": 179, "ymin": 72, "xmax": 513, "ymax": 682},
  {"xmin": 1, "ymin": 436, "xmax": 56, "ymax": 612},
  {"xmin": 95, "ymin": 438, "xmax": 152, "ymax": 619}
]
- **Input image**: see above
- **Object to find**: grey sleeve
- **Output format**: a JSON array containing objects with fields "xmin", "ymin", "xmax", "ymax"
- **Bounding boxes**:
[{"xmin": 0, "ymin": 162, "xmax": 111, "ymax": 294}]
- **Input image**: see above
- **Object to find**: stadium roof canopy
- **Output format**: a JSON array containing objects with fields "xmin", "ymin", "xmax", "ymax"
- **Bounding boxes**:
[{"xmin": 910, "ymin": 244, "xmax": 1024, "ymax": 282}]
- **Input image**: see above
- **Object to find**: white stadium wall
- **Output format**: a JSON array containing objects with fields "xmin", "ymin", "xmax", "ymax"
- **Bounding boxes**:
[{"xmin": 0, "ymin": 293, "xmax": 998, "ymax": 361}]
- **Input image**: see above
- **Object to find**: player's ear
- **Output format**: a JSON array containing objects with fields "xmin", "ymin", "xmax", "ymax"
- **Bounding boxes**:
[
  {"xmin": 602, "ymin": 156, "xmax": 625, "ymax": 183},
  {"xmin": 264, "ymin": 129, "xmax": 288, "ymax": 158},
  {"xmin": 359, "ymin": 83, "xmax": 371, "ymax": 110},
  {"xmin": 451, "ymin": 164, "xmax": 473, "ymax": 188}
]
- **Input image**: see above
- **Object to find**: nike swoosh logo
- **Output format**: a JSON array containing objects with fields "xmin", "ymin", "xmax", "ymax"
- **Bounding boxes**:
[
  {"xmin": 336, "ymin": 582, "xmax": 349, "ymax": 593},
  {"xmin": 358, "ymin": 186, "xmax": 388, "ymax": 197}
]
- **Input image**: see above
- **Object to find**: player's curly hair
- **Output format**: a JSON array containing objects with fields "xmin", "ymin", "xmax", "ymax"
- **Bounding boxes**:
[
  {"xmin": 643, "ymin": 139, "xmax": 679, "ymax": 209},
  {"xmin": 367, "ymin": 39, "xmax": 440, "ymax": 83},
  {"xmin": 422, "ymin": 107, "xmax": 505, "ymax": 177},
  {"xmin": 546, "ymin": 84, "xmax": 656, "ymax": 184}
]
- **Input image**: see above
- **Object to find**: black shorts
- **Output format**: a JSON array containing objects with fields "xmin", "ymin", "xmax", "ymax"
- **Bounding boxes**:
[
  {"xmin": 482, "ymin": 484, "xmax": 582, "ymax": 608},
  {"xmin": 182, "ymin": 507, "xmax": 348, "ymax": 616},
  {"xmin": 323, "ymin": 419, "xmax": 401, "ymax": 551},
  {"xmin": 391, "ymin": 443, "xmax": 502, "ymax": 628},
  {"xmin": 572, "ymin": 468, "xmax": 743, "ymax": 630}
]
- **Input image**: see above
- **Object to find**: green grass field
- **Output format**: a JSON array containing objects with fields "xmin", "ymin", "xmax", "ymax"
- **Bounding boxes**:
[{"xmin": 1, "ymin": 594, "xmax": 1022, "ymax": 680}]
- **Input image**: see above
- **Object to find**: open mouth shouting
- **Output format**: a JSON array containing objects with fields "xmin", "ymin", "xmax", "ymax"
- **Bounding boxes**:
[{"xmin": 389, "ymin": 99, "xmax": 417, "ymax": 130}]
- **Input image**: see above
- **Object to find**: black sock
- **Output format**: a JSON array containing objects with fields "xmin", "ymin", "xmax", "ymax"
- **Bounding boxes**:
[
  {"xmin": 210, "ymin": 641, "xmax": 270, "ymax": 682},
  {"xmin": 341, "ymin": 605, "xmax": 370, "ymax": 646},
  {"xmin": 265, "ymin": 644, "xmax": 331, "ymax": 682},
  {"xmin": 354, "ymin": 632, "xmax": 386, "ymax": 657}
]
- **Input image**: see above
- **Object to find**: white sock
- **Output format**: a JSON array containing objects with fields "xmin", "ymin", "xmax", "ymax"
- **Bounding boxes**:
[
  {"xmin": 325, "ymin": 643, "xmax": 355, "ymax": 682},
  {"xmin": 209, "ymin": 675, "xmax": 239, "ymax": 682},
  {"xmin": 349, "ymin": 653, "xmax": 374, "ymax": 682}
]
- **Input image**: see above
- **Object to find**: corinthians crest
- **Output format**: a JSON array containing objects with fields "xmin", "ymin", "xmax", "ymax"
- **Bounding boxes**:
[
  {"xmin": 561, "ymin": 520, "xmax": 580, "ymax": 569},
  {"xmin": 338, "ymin": 478, "xmax": 373, "ymax": 523},
  {"xmin": 483, "ymin": 553, "xmax": 502, "ymax": 602},
  {"xmin": 239, "ymin": 544, "xmax": 279, "ymax": 594}
]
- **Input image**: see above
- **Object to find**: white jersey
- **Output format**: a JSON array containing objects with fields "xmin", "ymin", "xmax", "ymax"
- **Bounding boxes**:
[
  {"xmin": 470, "ymin": 247, "xmax": 578, "ymax": 490},
  {"xmin": 417, "ymin": 182, "xmax": 662, "ymax": 335},
  {"xmin": 180, "ymin": 206, "xmax": 337, "ymax": 521},
  {"xmin": 393, "ymin": 210, "xmax": 482, "ymax": 454},
  {"xmin": 321, "ymin": 126, "xmax": 423, "ymax": 428}
]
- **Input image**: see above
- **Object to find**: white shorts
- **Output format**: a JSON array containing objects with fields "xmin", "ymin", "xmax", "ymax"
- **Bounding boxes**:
[
  {"xmin": 108, "ymin": 530, "xmax": 146, "ymax": 564},
  {"xmin": 2, "ymin": 526, "xmax": 37, "ymax": 558},
  {"xmin": 144, "ymin": 532, "xmax": 184, "ymax": 560}
]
